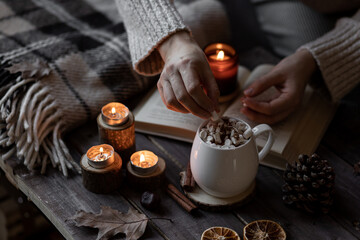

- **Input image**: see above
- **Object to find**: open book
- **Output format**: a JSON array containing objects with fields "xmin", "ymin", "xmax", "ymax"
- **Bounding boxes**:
[{"xmin": 133, "ymin": 64, "xmax": 337, "ymax": 170}]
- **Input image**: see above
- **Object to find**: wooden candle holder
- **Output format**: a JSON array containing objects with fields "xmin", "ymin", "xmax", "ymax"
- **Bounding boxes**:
[
  {"xmin": 126, "ymin": 157, "xmax": 166, "ymax": 191},
  {"xmin": 80, "ymin": 152, "xmax": 123, "ymax": 194}
]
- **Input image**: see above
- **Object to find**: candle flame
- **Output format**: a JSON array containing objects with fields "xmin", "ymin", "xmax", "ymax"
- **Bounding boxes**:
[
  {"xmin": 140, "ymin": 153, "xmax": 145, "ymax": 163},
  {"xmin": 111, "ymin": 107, "xmax": 116, "ymax": 114},
  {"xmin": 100, "ymin": 147, "xmax": 103, "ymax": 153},
  {"xmin": 216, "ymin": 50, "xmax": 225, "ymax": 60}
]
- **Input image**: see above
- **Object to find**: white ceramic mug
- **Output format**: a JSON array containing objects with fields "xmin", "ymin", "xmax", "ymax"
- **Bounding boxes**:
[{"xmin": 190, "ymin": 118, "xmax": 274, "ymax": 198}]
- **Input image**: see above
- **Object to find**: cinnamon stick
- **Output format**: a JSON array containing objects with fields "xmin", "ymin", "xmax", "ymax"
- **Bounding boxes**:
[
  {"xmin": 166, "ymin": 183, "xmax": 197, "ymax": 213},
  {"xmin": 190, "ymin": 174, "xmax": 196, "ymax": 189},
  {"xmin": 183, "ymin": 162, "xmax": 196, "ymax": 192}
]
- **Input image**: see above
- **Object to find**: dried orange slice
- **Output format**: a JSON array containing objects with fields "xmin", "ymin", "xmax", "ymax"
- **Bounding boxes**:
[
  {"xmin": 243, "ymin": 220, "xmax": 286, "ymax": 240},
  {"xmin": 201, "ymin": 226, "xmax": 240, "ymax": 240}
]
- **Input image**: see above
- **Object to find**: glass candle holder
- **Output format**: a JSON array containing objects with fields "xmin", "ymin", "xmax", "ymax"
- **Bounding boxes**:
[
  {"xmin": 130, "ymin": 150, "xmax": 159, "ymax": 175},
  {"xmin": 204, "ymin": 43, "xmax": 238, "ymax": 98},
  {"xmin": 97, "ymin": 102, "xmax": 135, "ymax": 163}
]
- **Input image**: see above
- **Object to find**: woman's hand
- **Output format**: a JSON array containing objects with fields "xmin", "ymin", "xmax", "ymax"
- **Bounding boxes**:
[
  {"xmin": 158, "ymin": 31, "xmax": 219, "ymax": 119},
  {"xmin": 241, "ymin": 49, "xmax": 318, "ymax": 124}
]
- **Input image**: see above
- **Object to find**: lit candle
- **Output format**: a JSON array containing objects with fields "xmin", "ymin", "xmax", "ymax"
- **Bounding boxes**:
[
  {"xmin": 130, "ymin": 150, "xmax": 159, "ymax": 175},
  {"xmin": 86, "ymin": 144, "xmax": 115, "ymax": 168},
  {"xmin": 204, "ymin": 43, "xmax": 238, "ymax": 98},
  {"xmin": 101, "ymin": 102, "xmax": 129, "ymax": 126},
  {"xmin": 97, "ymin": 102, "xmax": 136, "ymax": 163},
  {"xmin": 209, "ymin": 50, "xmax": 230, "ymax": 61}
]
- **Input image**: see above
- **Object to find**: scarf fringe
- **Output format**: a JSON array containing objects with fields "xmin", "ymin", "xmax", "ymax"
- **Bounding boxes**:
[{"xmin": 0, "ymin": 60, "xmax": 80, "ymax": 176}]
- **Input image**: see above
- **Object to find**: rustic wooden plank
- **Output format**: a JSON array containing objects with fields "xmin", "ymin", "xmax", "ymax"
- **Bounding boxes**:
[
  {"xmin": 1, "ymin": 159, "xmax": 163, "ymax": 240},
  {"xmin": 142, "ymin": 133, "xmax": 360, "ymax": 238},
  {"xmin": 233, "ymin": 164, "xmax": 358, "ymax": 239},
  {"xmin": 146, "ymin": 135, "xmax": 193, "ymax": 169},
  {"xmin": 67, "ymin": 122, "xmax": 245, "ymax": 239},
  {"xmin": 0, "ymin": 173, "xmax": 57, "ymax": 240},
  {"xmin": 120, "ymin": 134, "xmax": 245, "ymax": 240},
  {"xmin": 317, "ymin": 145, "xmax": 360, "ymax": 238},
  {"xmin": 0, "ymin": 122, "xmax": 166, "ymax": 240}
]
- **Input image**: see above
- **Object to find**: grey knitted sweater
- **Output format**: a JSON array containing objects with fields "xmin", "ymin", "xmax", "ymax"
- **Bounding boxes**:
[
  {"xmin": 116, "ymin": 0, "xmax": 230, "ymax": 76},
  {"xmin": 301, "ymin": 9, "xmax": 360, "ymax": 101},
  {"xmin": 117, "ymin": 0, "xmax": 360, "ymax": 102}
]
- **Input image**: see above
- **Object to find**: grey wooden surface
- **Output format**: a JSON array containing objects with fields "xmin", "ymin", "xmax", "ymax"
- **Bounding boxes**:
[{"xmin": 1, "ymin": 85, "xmax": 360, "ymax": 240}]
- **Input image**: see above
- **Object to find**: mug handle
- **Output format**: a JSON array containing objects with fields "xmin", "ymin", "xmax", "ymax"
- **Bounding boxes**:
[{"xmin": 252, "ymin": 124, "xmax": 274, "ymax": 162}]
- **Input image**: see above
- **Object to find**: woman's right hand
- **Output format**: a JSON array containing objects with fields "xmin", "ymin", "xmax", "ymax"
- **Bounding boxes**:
[{"xmin": 158, "ymin": 31, "xmax": 219, "ymax": 119}]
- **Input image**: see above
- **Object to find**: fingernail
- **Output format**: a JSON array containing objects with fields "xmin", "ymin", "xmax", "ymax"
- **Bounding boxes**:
[
  {"xmin": 240, "ymin": 97, "xmax": 247, "ymax": 107},
  {"xmin": 244, "ymin": 88, "xmax": 253, "ymax": 96}
]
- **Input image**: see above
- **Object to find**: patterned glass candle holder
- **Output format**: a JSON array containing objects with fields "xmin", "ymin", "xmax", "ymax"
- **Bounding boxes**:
[{"xmin": 97, "ymin": 102, "xmax": 136, "ymax": 163}]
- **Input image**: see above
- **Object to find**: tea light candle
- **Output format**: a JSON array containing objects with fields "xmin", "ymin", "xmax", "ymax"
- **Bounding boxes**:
[
  {"xmin": 204, "ymin": 43, "xmax": 238, "ymax": 100},
  {"xmin": 130, "ymin": 150, "xmax": 159, "ymax": 175},
  {"xmin": 86, "ymin": 144, "xmax": 114, "ymax": 169},
  {"xmin": 126, "ymin": 150, "xmax": 166, "ymax": 190},
  {"xmin": 97, "ymin": 102, "xmax": 136, "ymax": 163},
  {"xmin": 80, "ymin": 144, "xmax": 123, "ymax": 194},
  {"xmin": 101, "ymin": 102, "xmax": 129, "ymax": 126}
]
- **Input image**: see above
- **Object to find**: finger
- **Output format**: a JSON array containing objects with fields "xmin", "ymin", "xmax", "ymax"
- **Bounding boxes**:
[
  {"xmin": 200, "ymin": 67, "xmax": 220, "ymax": 112},
  {"xmin": 169, "ymin": 71, "xmax": 211, "ymax": 118},
  {"xmin": 241, "ymin": 106, "xmax": 294, "ymax": 125},
  {"xmin": 158, "ymin": 77, "xmax": 189, "ymax": 113},
  {"xmin": 178, "ymin": 66, "xmax": 215, "ymax": 113},
  {"xmin": 244, "ymin": 71, "xmax": 284, "ymax": 97},
  {"xmin": 242, "ymin": 93, "xmax": 295, "ymax": 116}
]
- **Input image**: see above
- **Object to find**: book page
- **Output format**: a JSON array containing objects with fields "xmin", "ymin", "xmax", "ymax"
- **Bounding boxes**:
[
  {"xmin": 223, "ymin": 64, "xmax": 298, "ymax": 155},
  {"xmin": 135, "ymin": 88, "xmax": 204, "ymax": 132}
]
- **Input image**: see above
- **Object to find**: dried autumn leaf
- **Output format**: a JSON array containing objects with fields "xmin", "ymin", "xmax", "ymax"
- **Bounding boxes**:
[{"xmin": 70, "ymin": 206, "xmax": 148, "ymax": 240}]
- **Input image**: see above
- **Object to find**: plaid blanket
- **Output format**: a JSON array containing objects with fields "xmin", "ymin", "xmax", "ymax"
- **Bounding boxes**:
[{"xmin": 0, "ymin": 0, "xmax": 154, "ymax": 176}]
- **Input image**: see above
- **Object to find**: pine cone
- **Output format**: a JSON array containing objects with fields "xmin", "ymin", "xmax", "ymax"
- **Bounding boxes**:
[{"xmin": 282, "ymin": 154, "xmax": 335, "ymax": 214}]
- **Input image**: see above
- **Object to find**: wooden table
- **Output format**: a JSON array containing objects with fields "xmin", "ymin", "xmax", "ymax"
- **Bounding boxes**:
[{"xmin": 1, "ymin": 86, "xmax": 360, "ymax": 240}]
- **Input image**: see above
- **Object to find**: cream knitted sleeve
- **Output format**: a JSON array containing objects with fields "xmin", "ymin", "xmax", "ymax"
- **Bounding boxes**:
[
  {"xmin": 116, "ymin": 0, "xmax": 190, "ymax": 76},
  {"xmin": 300, "ymin": 9, "xmax": 360, "ymax": 102}
]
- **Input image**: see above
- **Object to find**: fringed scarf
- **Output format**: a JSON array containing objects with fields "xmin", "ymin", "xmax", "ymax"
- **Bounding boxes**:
[{"xmin": 0, "ymin": 0, "xmax": 154, "ymax": 176}]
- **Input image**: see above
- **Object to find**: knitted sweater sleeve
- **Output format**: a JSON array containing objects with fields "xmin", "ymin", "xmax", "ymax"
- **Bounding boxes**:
[
  {"xmin": 116, "ymin": 0, "xmax": 190, "ymax": 76},
  {"xmin": 300, "ymin": 9, "xmax": 360, "ymax": 102}
]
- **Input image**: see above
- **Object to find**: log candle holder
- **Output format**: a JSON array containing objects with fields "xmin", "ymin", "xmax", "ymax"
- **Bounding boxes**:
[
  {"xmin": 97, "ymin": 102, "xmax": 136, "ymax": 163},
  {"xmin": 126, "ymin": 150, "xmax": 166, "ymax": 190},
  {"xmin": 80, "ymin": 144, "xmax": 123, "ymax": 194}
]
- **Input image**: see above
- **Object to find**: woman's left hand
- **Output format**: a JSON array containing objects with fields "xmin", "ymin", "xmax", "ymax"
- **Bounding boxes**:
[{"xmin": 241, "ymin": 49, "xmax": 318, "ymax": 124}]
